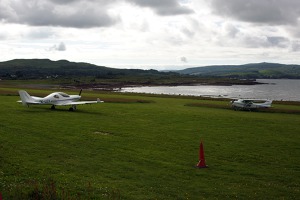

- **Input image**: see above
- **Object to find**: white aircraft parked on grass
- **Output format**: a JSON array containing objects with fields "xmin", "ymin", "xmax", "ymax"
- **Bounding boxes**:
[
  {"xmin": 230, "ymin": 99, "xmax": 272, "ymax": 111},
  {"xmin": 18, "ymin": 89, "xmax": 103, "ymax": 111}
]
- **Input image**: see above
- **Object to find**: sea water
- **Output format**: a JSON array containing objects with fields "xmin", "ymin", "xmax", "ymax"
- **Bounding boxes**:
[{"xmin": 120, "ymin": 79, "xmax": 300, "ymax": 101}]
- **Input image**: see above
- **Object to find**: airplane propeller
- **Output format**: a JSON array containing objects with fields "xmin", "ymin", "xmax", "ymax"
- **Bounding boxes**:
[{"xmin": 79, "ymin": 89, "xmax": 82, "ymax": 96}]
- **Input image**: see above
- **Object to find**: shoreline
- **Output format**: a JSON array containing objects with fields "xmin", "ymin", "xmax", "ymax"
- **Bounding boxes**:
[{"xmin": 63, "ymin": 79, "xmax": 264, "ymax": 91}]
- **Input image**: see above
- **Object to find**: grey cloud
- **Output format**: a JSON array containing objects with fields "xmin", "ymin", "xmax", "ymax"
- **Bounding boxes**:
[
  {"xmin": 49, "ymin": 0, "xmax": 117, "ymax": 5},
  {"xmin": 49, "ymin": 0, "xmax": 80, "ymax": 4},
  {"xmin": 0, "ymin": 33, "xmax": 8, "ymax": 40},
  {"xmin": 180, "ymin": 18, "xmax": 202, "ymax": 38},
  {"xmin": 127, "ymin": 0, "xmax": 194, "ymax": 16},
  {"xmin": 267, "ymin": 37, "xmax": 289, "ymax": 48},
  {"xmin": 224, "ymin": 23, "xmax": 239, "ymax": 38},
  {"xmin": 57, "ymin": 42, "xmax": 66, "ymax": 51},
  {"xmin": 291, "ymin": 41, "xmax": 300, "ymax": 52},
  {"xmin": 180, "ymin": 56, "xmax": 188, "ymax": 62},
  {"xmin": 209, "ymin": 0, "xmax": 300, "ymax": 25},
  {"xmin": 26, "ymin": 28, "xmax": 56, "ymax": 39},
  {"xmin": 0, "ymin": 0, "xmax": 119, "ymax": 28},
  {"xmin": 26, "ymin": 8, "xmax": 117, "ymax": 28},
  {"xmin": 241, "ymin": 35, "xmax": 289, "ymax": 49},
  {"xmin": 49, "ymin": 42, "xmax": 67, "ymax": 51},
  {"xmin": 181, "ymin": 28, "xmax": 195, "ymax": 38},
  {"xmin": 0, "ymin": 1, "xmax": 18, "ymax": 23},
  {"xmin": 287, "ymin": 26, "xmax": 300, "ymax": 38},
  {"xmin": 0, "ymin": 0, "xmax": 193, "ymax": 28}
]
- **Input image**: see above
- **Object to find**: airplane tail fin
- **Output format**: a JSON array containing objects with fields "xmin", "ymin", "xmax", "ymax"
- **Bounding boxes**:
[
  {"xmin": 18, "ymin": 90, "xmax": 34, "ymax": 106},
  {"xmin": 263, "ymin": 100, "xmax": 273, "ymax": 107},
  {"xmin": 97, "ymin": 98, "xmax": 104, "ymax": 103}
]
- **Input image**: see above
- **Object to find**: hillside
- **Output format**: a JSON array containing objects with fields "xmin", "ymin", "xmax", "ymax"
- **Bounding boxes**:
[
  {"xmin": 0, "ymin": 59, "xmax": 163, "ymax": 79},
  {"xmin": 3, "ymin": 59, "xmax": 299, "ymax": 89},
  {"xmin": 0, "ymin": 59, "xmax": 263, "ymax": 87},
  {"xmin": 177, "ymin": 62, "xmax": 300, "ymax": 79},
  {"xmin": 3, "ymin": 59, "xmax": 299, "ymax": 80}
]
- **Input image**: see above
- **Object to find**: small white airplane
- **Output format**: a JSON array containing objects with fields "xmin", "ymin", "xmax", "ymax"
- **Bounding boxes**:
[
  {"xmin": 230, "ymin": 99, "xmax": 272, "ymax": 111},
  {"xmin": 18, "ymin": 89, "xmax": 103, "ymax": 111}
]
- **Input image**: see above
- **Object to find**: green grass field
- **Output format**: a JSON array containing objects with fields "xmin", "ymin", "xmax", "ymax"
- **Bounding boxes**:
[{"xmin": 0, "ymin": 87, "xmax": 299, "ymax": 199}]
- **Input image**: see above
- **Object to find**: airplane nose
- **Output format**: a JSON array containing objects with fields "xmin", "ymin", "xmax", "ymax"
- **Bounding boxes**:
[{"xmin": 70, "ymin": 95, "xmax": 81, "ymax": 100}]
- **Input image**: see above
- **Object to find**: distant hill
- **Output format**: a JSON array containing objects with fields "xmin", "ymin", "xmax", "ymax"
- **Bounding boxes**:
[
  {"xmin": 177, "ymin": 62, "xmax": 300, "ymax": 79},
  {"xmin": 0, "ymin": 59, "xmax": 300, "ymax": 84},
  {"xmin": 0, "ymin": 59, "xmax": 165, "ymax": 79}
]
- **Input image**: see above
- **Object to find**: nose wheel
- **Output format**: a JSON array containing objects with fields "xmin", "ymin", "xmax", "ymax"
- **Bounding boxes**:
[
  {"xmin": 69, "ymin": 105, "xmax": 77, "ymax": 111},
  {"xmin": 51, "ymin": 105, "xmax": 56, "ymax": 110}
]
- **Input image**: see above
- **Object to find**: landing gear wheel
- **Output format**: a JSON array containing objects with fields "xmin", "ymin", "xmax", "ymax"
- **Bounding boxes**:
[
  {"xmin": 51, "ymin": 105, "xmax": 55, "ymax": 110},
  {"xmin": 69, "ymin": 105, "xmax": 76, "ymax": 111}
]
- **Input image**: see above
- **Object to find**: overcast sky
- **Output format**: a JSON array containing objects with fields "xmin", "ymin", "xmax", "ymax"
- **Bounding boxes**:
[{"xmin": 1, "ymin": 0, "xmax": 300, "ymax": 69}]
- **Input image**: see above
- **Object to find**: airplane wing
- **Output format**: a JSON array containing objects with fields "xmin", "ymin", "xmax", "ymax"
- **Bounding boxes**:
[
  {"xmin": 53, "ymin": 98, "xmax": 103, "ymax": 106},
  {"xmin": 17, "ymin": 100, "xmax": 43, "ymax": 105}
]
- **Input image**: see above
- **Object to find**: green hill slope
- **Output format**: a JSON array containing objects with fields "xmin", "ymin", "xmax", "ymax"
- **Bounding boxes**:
[
  {"xmin": 0, "ymin": 59, "xmax": 163, "ymax": 79},
  {"xmin": 178, "ymin": 62, "xmax": 300, "ymax": 79}
]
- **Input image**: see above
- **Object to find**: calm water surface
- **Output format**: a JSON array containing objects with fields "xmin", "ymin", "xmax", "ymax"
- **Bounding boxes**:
[{"xmin": 121, "ymin": 79, "xmax": 300, "ymax": 101}]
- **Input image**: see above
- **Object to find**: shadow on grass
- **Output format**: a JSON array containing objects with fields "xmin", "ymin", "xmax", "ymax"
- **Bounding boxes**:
[{"xmin": 17, "ymin": 106, "xmax": 105, "ymax": 116}]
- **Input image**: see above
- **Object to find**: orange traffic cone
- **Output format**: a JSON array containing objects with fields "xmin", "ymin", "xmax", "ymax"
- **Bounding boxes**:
[{"xmin": 196, "ymin": 141, "xmax": 207, "ymax": 168}]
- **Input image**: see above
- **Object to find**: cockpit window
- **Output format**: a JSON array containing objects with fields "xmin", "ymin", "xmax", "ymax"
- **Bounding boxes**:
[
  {"xmin": 58, "ymin": 92, "xmax": 70, "ymax": 97},
  {"xmin": 54, "ymin": 95, "xmax": 59, "ymax": 99}
]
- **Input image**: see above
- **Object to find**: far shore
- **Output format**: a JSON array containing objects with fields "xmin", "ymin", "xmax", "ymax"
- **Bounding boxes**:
[{"xmin": 60, "ymin": 79, "xmax": 264, "ymax": 91}]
